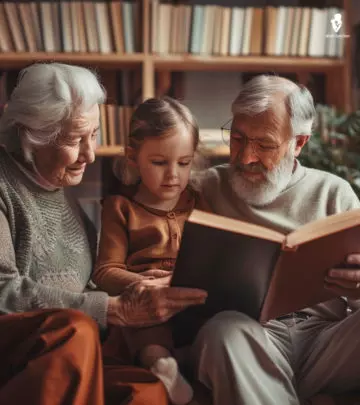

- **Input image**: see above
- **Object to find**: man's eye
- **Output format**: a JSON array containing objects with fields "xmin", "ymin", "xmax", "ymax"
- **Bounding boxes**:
[
  {"xmin": 258, "ymin": 144, "xmax": 278, "ymax": 151},
  {"xmin": 231, "ymin": 135, "xmax": 245, "ymax": 142}
]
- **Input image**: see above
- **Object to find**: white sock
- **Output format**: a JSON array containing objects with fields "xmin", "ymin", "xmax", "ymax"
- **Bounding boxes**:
[{"xmin": 150, "ymin": 357, "xmax": 193, "ymax": 405}]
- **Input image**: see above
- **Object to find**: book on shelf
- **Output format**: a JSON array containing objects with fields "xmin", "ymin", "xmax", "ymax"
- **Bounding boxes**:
[
  {"xmin": 0, "ymin": 3, "xmax": 12, "ymax": 53},
  {"xmin": 151, "ymin": 3, "xmax": 346, "ymax": 58},
  {"xmin": 171, "ymin": 208, "xmax": 360, "ymax": 346},
  {"xmin": 0, "ymin": 1, "xmax": 139, "ymax": 54},
  {"xmin": 98, "ymin": 104, "xmax": 134, "ymax": 148}
]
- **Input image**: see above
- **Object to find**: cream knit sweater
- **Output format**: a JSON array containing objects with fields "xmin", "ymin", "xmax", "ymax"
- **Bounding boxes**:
[{"xmin": 201, "ymin": 162, "xmax": 360, "ymax": 320}]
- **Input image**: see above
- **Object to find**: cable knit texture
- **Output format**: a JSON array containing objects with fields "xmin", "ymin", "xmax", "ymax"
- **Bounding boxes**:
[{"xmin": 0, "ymin": 147, "xmax": 108, "ymax": 327}]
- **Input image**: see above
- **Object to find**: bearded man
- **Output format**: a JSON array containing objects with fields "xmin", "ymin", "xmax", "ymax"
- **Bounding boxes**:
[{"xmin": 190, "ymin": 75, "xmax": 360, "ymax": 405}]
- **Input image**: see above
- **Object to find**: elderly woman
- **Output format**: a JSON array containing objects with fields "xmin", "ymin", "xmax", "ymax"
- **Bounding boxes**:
[{"xmin": 0, "ymin": 62, "xmax": 207, "ymax": 405}]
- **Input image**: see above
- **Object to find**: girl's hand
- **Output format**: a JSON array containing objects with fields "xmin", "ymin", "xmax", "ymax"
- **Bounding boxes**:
[
  {"xmin": 107, "ymin": 282, "xmax": 207, "ymax": 327},
  {"xmin": 141, "ymin": 269, "xmax": 172, "ymax": 279},
  {"xmin": 140, "ymin": 269, "xmax": 172, "ymax": 287}
]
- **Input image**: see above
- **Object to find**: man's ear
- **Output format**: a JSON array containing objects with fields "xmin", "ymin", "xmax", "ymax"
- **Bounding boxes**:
[
  {"xmin": 125, "ymin": 146, "xmax": 137, "ymax": 167},
  {"xmin": 294, "ymin": 135, "xmax": 310, "ymax": 157}
]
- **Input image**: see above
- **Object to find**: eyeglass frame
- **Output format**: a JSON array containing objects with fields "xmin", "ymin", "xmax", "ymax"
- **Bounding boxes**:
[{"xmin": 220, "ymin": 118, "xmax": 291, "ymax": 158}]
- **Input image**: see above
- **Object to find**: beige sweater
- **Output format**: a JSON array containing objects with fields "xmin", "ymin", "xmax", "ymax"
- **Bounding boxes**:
[{"xmin": 200, "ymin": 162, "xmax": 360, "ymax": 321}]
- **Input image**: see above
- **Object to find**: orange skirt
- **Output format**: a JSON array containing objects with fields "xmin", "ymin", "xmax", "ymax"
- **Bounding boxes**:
[{"xmin": 0, "ymin": 309, "xmax": 167, "ymax": 405}]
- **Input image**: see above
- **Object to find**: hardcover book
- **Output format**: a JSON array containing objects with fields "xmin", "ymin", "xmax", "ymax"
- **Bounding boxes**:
[{"xmin": 171, "ymin": 208, "xmax": 360, "ymax": 345}]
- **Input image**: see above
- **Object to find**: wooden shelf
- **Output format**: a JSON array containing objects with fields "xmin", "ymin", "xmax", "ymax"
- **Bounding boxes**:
[
  {"xmin": 0, "ymin": 53, "xmax": 146, "ymax": 69},
  {"xmin": 0, "ymin": 53, "xmax": 346, "ymax": 73},
  {"xmin": 95, "ymin": 146, "xmax": 124, "ymax": 156},
  {"xmin": 153, "ymin": 54, "xmax": 346, "ymax": 72},
  {"xmin": 201, "ymin": 145, "xmax": 230, "ymax": 158},
  {"xmin": 95, "ymin": 144, "xmax": 228, "ymax": 158}
]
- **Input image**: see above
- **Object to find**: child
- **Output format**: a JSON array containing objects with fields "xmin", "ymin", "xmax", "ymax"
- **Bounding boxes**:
[{"xmin": 93, "ymin": 97, "xmax": 204, "ymax": 405}]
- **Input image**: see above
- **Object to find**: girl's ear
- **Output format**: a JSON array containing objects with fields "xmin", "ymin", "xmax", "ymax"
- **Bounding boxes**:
[
  {"xmin": 125, "ymin": 146, "xmax": 137, "ymax": 167},
  {"xmin": 122, "ymin": 146, "xmax": 140, "ymax": 185}
]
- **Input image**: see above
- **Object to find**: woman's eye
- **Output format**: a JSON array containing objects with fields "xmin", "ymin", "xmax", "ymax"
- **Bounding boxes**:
[{"xmin": 68, "ymin": 138, "xmax": 81, "ymax": 146}]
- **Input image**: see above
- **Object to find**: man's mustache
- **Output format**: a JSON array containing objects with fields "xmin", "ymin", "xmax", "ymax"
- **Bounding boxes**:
[{"xmin": 234, "ymin": 163, "xmax": 267, "ymax": 174}]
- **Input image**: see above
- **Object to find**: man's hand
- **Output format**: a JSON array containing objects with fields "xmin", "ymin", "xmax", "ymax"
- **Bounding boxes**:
[{"xmin": 325, "ymin": 253, "xmax": 360, "ymax": 299}]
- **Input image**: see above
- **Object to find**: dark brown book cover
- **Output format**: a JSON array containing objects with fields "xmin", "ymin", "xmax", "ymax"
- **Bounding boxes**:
[{"xmin": 171, "ymin": 209, "xmax": 360, "ymax": 346}]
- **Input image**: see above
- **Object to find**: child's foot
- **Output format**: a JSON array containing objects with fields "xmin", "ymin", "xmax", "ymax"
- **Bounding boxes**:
[{"xmin": 151, "ymin": 357, "xmax": 193, "ymax": 405}]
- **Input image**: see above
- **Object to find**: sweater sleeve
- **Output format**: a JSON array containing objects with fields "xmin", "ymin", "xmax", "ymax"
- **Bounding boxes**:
[
  {"xmin": 92, "ymin": 196, "xmax": 144, "ymax": 295},
  {"xmin": 0, "ymin": 207, "xmax": 109, "ymax": 327}
]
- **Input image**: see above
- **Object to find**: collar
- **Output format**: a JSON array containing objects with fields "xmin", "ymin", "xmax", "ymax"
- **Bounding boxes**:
[
  {"xmin": 120, "ymin": 183, "xmax": 195, "ymax": 216},
  {"xmin": 5, "ymin": 148, "xmax": 59, "ymax": 192}
]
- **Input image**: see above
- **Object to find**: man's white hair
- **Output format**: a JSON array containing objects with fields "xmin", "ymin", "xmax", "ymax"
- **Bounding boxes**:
[
  {"xmin": 0, "ymin": 63, "xmax": 106, "ymax": 161},
  {"xmin": 231, "ymin": 75, "xmax": 316, "ymax": 137}
]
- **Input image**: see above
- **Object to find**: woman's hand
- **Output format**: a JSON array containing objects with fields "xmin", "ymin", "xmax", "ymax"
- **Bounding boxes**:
[
  {"xmin": 325, "ymin": 253, "xmax": 360, "ymax": 299},
  {"xmin": 107, "ymin": 281, "xmax": 207, "ymax": 327}
]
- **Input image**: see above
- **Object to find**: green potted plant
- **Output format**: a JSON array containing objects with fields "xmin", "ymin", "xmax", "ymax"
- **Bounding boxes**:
[{"xmin": 300, "ymin": 105, "xmax": 360, "ymax": 198}]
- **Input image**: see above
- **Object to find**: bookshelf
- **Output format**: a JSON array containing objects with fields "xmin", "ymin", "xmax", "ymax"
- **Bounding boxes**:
[
  {"xmin": 96, "ymin": 146, "xmax": 125, "ymax": 156},
  {"xmin": 0, "ymin": 52, "xmax": 146, "ymax": 68},
  {"xmin": 153, "ymin": 54, "xmax": 346, "ymax": 71},
  {"xmin": 0, "ymin": 0, "xmax": 353, "ymax": 158}
]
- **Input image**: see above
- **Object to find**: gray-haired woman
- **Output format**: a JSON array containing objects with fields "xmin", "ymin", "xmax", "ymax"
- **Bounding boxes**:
[{"xmin": 0, "ymin": 62, "xmax": 207, "ymax": 405}]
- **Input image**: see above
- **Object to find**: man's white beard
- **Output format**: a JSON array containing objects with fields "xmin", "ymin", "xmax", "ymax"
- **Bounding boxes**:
[{"xmin": 229, "ymin": 142, "xmax": 296, "ymax": 207}]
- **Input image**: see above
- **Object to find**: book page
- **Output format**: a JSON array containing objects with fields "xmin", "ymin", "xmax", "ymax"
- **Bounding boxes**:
[
  {"xmin": 189, "ymin": 209, "xmax": 285, "ymax": 243},
  {"xmin": 286, "ymin": 208, "xmax": 360, "ymax": 249}
]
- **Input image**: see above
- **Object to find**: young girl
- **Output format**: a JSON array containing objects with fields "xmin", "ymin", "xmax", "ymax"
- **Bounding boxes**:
[{"xmin": 93, "ymin": 97, "xmax": 205, "ymax": 405}]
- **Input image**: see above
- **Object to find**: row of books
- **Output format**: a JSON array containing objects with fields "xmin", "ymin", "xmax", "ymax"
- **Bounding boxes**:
[
  {"xmin": 151, "ymin": 5, "xmax": 345, "ymax": 58},
  {"xmin": 98, "ymin": 104, "xmax": 226, "ymax": 150},
  {"xmin": 98, "ymin": 104, "xmax": 134, "ymax": 148},
  {"xmin": 0, "ymin": 1, "xmax": 140, "ymax": 54}
]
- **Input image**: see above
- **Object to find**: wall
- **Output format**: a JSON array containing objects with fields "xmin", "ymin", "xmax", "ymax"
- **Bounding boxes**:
[{"xmin": 181, "ymin": 71, "xmax": 242, "ymax": 128}]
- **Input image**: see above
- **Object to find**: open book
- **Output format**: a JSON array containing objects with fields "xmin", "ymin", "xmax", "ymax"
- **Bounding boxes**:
[{"xmin": 171, "ymin": 208, "xmax": 360, "ymax": 345}]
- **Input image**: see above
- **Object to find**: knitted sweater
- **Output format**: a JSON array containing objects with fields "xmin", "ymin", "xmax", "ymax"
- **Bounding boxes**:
[
  {"xmin": 201, "ymin": 162, "xmax": 360, "ymax": 321},
  {"xmin": 0, "ymin": 147, "xmax": 108, "ymax": 327}
]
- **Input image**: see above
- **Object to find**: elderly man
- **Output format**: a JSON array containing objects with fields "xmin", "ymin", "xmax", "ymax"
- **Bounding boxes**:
[{"xmin": 191, "ymin": 75, "xmax": 360, "ymax": 405}]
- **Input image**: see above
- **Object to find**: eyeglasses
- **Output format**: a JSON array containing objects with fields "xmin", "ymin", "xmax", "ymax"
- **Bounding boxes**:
[{"xmin": 221, "ymin": 118, "xmax": 289, "ymax": 158}]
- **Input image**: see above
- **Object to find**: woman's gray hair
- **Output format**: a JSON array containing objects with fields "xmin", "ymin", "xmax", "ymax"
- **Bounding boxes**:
[
  {"xmin": 231, "ymin": 75, "xmax": 316, "ymax": 137},
  {"xmin": 0, "ymin": 63, "xmax": 106, "ymax": 161}
]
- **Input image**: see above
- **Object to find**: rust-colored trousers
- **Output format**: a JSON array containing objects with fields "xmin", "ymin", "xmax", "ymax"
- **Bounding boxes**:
[{"xmin": 0, "ymin": 309, "xmax": 167, "ymax": 405}]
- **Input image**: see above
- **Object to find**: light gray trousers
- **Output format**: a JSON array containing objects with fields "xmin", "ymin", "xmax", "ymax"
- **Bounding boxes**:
[{"xmin": 189, "ymin": 310, "xmax": 360, "ymax": 405}]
